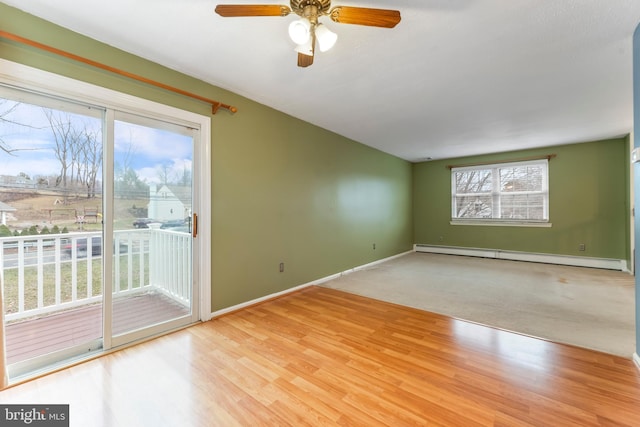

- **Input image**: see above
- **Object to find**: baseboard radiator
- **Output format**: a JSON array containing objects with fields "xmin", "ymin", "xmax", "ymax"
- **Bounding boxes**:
[{"xmin": 414, "ymin": 244, "xmax": 628, "ymax": 272}]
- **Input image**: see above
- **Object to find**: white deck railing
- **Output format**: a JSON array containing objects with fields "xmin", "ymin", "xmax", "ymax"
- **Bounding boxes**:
[
  {"xmin": 149, "ymin": 229, "xmax": 192, "ymax": 306},
  {"xmin": 0, "ymin": 229, "xmax": 191, "ymax": 322}
]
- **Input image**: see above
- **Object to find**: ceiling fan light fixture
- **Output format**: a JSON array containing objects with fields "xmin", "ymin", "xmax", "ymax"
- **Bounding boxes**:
[
  {"xmin": 288, "ymin": 18, "xmax": 311, "ymax": 45},
  {"xmin": 315, "ymin": 23, "xmax": 338, "ymax": 52}
]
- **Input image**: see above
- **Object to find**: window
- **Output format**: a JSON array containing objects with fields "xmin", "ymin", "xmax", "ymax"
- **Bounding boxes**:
[{"xmin": 451, "ymin": 159, "xmax": 549, "ymax": 225}]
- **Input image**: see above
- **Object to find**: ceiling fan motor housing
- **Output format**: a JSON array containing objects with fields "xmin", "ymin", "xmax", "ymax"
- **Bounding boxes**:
[{"xmin": 290, "ymin": 0, "xmax": 331, "ymax": 16}]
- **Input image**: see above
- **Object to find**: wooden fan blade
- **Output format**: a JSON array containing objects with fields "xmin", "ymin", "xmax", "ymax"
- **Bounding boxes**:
[
  {"xmin": 215, "ymin": 4, "xmax": 291, "ymax": 17},
  {"xmin": 329, "ymin": 7, "xmax": 401, "ymax": 28},
  {"xmin": 297, "ymin": 52, "xmax": 314, "ymax": 67}
]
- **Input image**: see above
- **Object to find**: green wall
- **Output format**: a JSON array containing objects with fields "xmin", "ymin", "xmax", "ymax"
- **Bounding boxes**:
[
  {"xmin": 0, "ymin": 3, "xmax": 413, "ymax": 311},
  {"xmin": 413, "ymin": 138, "xmax": 631, "ymax": 263},
  {"xmin": 212, "ymin": 102, "xmax": 413, "ymax": 308}
]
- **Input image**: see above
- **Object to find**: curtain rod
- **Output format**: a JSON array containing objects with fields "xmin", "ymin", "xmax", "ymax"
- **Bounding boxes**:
[
  {"xmin": 0, "ymin": 31, "xmax": 237, "ymax": 115},
  {"xmin": 446, "ymin": 154, "xmax": 556, "ymax": 169}
]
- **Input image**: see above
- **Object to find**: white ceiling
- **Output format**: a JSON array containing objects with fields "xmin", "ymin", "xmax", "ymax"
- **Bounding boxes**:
[{"xmin": 4, "ymin": 0, "xmax": 640, "ymax": 162}]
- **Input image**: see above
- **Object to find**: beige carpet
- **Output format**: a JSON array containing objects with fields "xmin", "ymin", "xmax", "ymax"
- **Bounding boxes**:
[{"xmin": 321, "ymin": 252, "xmax": 636, "ymax": 358}]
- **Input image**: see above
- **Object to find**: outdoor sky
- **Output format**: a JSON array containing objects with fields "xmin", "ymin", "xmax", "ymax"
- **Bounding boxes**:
[{"xmin": 0, "ymin": 98, "xmax": 192, "ymax": 185}]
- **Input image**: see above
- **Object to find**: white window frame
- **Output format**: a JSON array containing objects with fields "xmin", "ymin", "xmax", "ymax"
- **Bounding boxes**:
[{"xmin": 450, "ymin": 159, "xmax": 551, "ymax": 227}]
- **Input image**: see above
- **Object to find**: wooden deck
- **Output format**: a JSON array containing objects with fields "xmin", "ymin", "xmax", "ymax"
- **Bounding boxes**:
[{"xmin": 5, "ymin": 293, "xmax": 189, "ymax": 364}]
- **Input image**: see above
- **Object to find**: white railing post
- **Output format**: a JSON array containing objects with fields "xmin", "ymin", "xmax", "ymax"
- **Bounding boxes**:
[
  {"xmin": 70, "ymin": 235, "xmax": 78, "ymax": 302},
  {"xmin": 138, "ymin": 233, "xmax": 146, "ymax": 289},
  {"xmin": 36, "ymin": 238, "xmax": 44, "ymax": 309},
  {"xmin": 17, "ymin": 241, "xmax": 24, "ymax": 313},
  {"xmin": 86, "ymin": 236, "xmax": 93, "ymax": 299},
  {"xmin": 114, "ymin": 233, "xmax": 121, "ymax": 294},
  {"xmin": 55, "ymin": 238, "xmax": 61, "ymax": 306},
  {"xmin": 148, "ymin": 226, "xmax": 159, "ymax": 294}
]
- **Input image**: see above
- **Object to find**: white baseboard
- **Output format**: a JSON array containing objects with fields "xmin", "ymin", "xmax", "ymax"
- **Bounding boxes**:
[
  {"xmin": 414, "ymin": 244, "xmax": 628, "ymax": 272},
  {"xmin": 333, "ymin": 250, "xmax": 413, "ymax": 277},
  {"xmin": 634, "ymin": 353, "xmax": 640, "ymax": 371},
  {"xmin": 210, "ymin": 250, "xmax": 413, "ymax": 318}
]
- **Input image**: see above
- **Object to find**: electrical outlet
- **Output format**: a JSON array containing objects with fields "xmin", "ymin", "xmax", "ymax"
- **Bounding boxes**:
[
  {"xmin": 579, "ymin": 243, "xmax": 586, "ymax": 251},
  {"xmin": 279, "ymin": 262, "xmax": 284, "ymax": 272},
  {"xmin": 438, "ymin": 236, "xmax": 444, "ymax": 242}
]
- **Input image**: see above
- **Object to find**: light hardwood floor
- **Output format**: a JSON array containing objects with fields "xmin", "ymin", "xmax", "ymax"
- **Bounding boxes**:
[{"xmin": 2, "ymin": 286, "xmax": 640, "ymax": 426}]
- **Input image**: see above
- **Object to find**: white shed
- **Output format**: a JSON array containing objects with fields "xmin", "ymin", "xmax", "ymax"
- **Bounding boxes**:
[{"xmin": 147, "ymin": 184, "xmax": 191, "ymax": 221}]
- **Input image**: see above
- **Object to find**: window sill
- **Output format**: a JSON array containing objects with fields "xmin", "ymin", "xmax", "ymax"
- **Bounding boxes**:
[{"xmin": 450, "ymin": 220, "xmax": 552, "ymax": 228}]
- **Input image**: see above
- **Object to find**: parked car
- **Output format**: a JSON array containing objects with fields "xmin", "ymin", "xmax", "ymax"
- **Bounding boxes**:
[
  {"xmin": 160, "ymin": 219, "xmax": 186, "ymax": 229},
  {"xmin": 63, "ymin": 236, "xmax": 127, "ymax": 257},
  {"xmin": 133, "ymin": 218, "xmax": 155, "ymax": 229},
  {"xmin": 159, "ymin": 219, "xmax": 190, "ymax": 233}
]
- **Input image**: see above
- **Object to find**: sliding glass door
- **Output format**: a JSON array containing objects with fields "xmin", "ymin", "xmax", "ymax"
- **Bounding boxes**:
[
  {"xmin": 0, "ymin": 87, "xmax": 105, "ymax": 372},
  {"xmin": 0, "ymin": 79, "xmax": 202, "ymax": 377},
  {"xmin": 109, "ymin": 112, "xmax": 196, "ymax": 346}
]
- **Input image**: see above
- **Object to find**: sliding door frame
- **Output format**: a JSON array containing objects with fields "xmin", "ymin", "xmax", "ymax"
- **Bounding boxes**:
[{"xmin": 0, "ymin": 59, "xmax": 211, "ymax": 361}]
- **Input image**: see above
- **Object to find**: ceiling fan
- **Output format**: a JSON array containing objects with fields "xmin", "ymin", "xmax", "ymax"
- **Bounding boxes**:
[{"xmin": 215, "ymin": 1, "xmax": 401, "ymax": 67}]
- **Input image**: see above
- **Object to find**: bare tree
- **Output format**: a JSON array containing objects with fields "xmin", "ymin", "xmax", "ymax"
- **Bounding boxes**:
[
  {"xmin": 115, "ymin": 137, "xmax": 135, "ymax": 182},
  {"xmin": 179, "ymin": 164, "xmax": 191, "ymax": 186},
  {"xmin": 0, "ymin": 100, "xmax": 21, "ymax": 153},
  {"xmin": 82, "ymin": 127, "xmax": 102, "ymax": 198},
  {"xmin": 454, "ymin": 170, "xmax": 492, "ymax": 218},
  {"xmin": 44, "ymin": 109, "xmax": 74, "ymax": 194},
  {"xmin": 114, "ymin": 137, "xmax": 147, "ymax": 199},
  {"xmin": 0, "ymin": 98, "xmax": 55, "ymax": 156},
  {"xmin": 157, "ymin": 163, "xmax": 172, "ymax": 186},
  {"xmin": 3, "ymin": 100, "xmax": 103, "ymax": 202},
  {"xmin": 68, "ymin": 125, "xmax": 84, "ymax": 189},
  {"xmin": 0, "ymin": 100, "xmax": 44, "ymax": 155}
]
